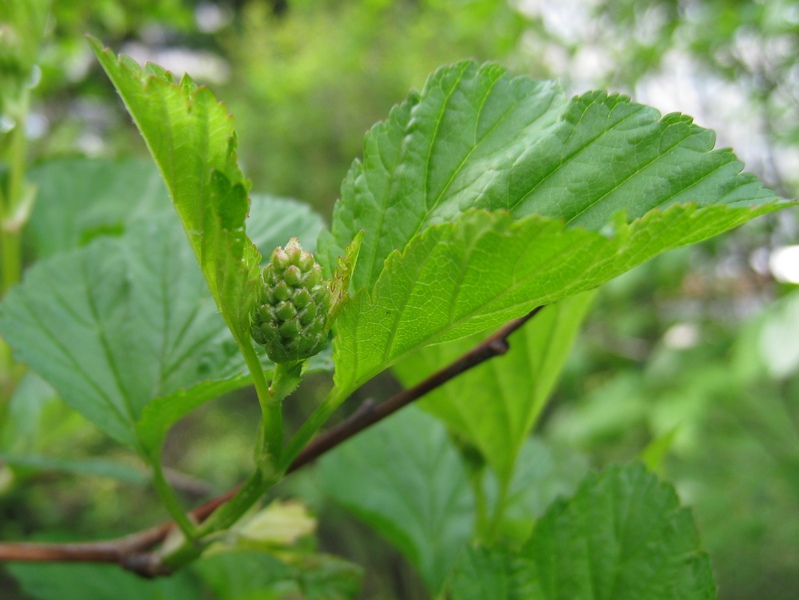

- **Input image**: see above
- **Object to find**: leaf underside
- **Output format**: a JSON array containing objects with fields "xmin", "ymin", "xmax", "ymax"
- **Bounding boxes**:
[{"xmin": 90, "ymin": 37, "xmax": 259, "ymax": 349}]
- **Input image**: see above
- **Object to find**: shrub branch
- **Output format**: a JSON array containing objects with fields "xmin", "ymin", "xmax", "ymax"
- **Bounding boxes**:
[{"xmin": 0, "ymin": 306, "xmax": 543, "ymax": 577}]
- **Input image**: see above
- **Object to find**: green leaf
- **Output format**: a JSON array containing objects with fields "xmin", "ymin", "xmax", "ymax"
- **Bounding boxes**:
[
  {"xmin": 518, "ymin": 463, "xmax": 716, "ymax": 600},
  {"xmin": 26, "ymin": 157, "xmax": 169, "ymax": 258},
  {"xmin": 484, "ymin": 438, "xmax": 590, "ymax": 545},
  {"xmin": 393, "ymin": 291, "xmax": 595, "ymax": 485},
  {"xmin": 333, "ymin": 204, "xmax": 776, "ymax": 397},
  {"xmin": 194, "ymin": 549, "xmax": 362, "ymax": 600},
  {"xmin": 447, "ymin": 546, "xmax": 534, "ymax": 600},
  {"xmin": 331, "ymin": 61, "xmax": 782, "ymax": 292},
  {"xmin": 319, "ymin": 406, "xmax": 473, "ymax": 592},
  {"xmin": 0, "ymin": 218, "xmax": 236, "ymax": 450},
  {"xmin": 0, "ymin": 454, "xmax": 147, "ymax": 484},
  {"xmin": 0, "ymin": 196, "xmax": 327, "ymax": 453},
  {"xmin": 7, "ymin": 562, "xmax": 202, "ymax": 600},
  {"xmin": 89, "ymin": 38, "xmax": 259, "ymax": 350}
]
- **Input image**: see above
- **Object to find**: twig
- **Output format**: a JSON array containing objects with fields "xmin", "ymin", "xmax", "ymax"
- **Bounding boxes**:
[
  {"xmin": 0, "ymin": 306, "xmax": 543, "ymax": 576},
  {"xmin": 287, "ymin": 306, "xmax": 543, "ymax": 473}
]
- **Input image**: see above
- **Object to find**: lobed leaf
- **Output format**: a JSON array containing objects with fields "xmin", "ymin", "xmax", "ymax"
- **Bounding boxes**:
[
  {"xmin": 331, "ymin": 61, "xmax": 782, "ymax": 292},
  {"xmin": 26, "ymin": 157, "xmax": 169, "ymax": 258},
  {"xmin": 0, "ymin": 218, "xmax": 238, "ymax": 450}
]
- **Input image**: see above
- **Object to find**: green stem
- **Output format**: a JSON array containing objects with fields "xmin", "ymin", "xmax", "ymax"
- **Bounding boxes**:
[
  {"xmin": 471, "ymin": 469, "xmax": 489, "ymax": 541},
  {"xmin": 485, "ymin": 478, "xmax": 511, "ymax": 544},
  {"xmin": 1, "ymin": 93, "xmax": 30, "ymax": 401},
  {"xmin": 255, "ymin": 360, "xmax": 303, "ymax": 469},
  {"xmin": 163, "ymin": 468, "xmax": 279, "ymax": 570},
  {"xmin": 239, "ymin": 344, "xmax": 278, "ymax": 463},
  {"xmin": 279, "ymin": 386, "xmax": 346, "ymax": 472},
  {"xmin": 151, "ymin": 460, "xmax": 197, "ymax": 540},
  {"xmin": 1, "ymin": 91, "xmax": 29, "ymax": 296},
  {"xmin": 162, "ymin": 356, "xmax": 305, "ymax": 570}
]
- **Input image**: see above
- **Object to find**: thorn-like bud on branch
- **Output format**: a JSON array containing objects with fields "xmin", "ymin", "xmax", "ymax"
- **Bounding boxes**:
[{"xmin": 251, "ymin": 238, "xmax": 332, "ymax": 363}]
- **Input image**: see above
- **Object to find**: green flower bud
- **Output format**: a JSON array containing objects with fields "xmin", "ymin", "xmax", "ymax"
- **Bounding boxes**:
[{"xmin": 251, "ymin": 238, "xmax": 332, "ymax": 363}]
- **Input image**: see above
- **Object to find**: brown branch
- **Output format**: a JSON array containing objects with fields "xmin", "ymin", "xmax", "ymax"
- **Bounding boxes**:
[
  {"xmin": 0, "ymin": 306, "xmax": 543, "ymax": 576},
  {"xmin": 287, "ymin": 306, "xmax": 543, "ymax": 473}
]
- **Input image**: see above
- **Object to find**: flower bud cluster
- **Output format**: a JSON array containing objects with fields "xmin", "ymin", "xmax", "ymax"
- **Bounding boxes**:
[{"xmin": 251, "ymin": 238, "xmax": 331, "ymax": 363}]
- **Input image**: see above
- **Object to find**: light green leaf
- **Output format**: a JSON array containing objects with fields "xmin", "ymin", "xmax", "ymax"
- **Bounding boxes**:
[
  {"xmin": 333, "ymin": 204, "xmax": 775, "ymax": 397},
  {"xmin": 7, "ymin": 562, "xmax": 202, "ymax": 600},
  {"xmin": 518, "ymin": 463, "xmax": 716, "ymax": 600},
  {"xmin": 319, "ymin": 406, "xmax": 473, "ymax": 592},
  {"xmin": 26, "ymin": 157, "xmax": 169, "ymax": 258},
  {"xmin": 393, "ymin": 291, "xmax": 595, "ymax": 485},
  {"xmin": 331, "ymin": 61, "xmax": 782, "ymax": 292},
  {"xmin": 0, "ymin": 197, "xmax": 328, "ymax": 453},
  {"xmin": 90, "ymin": 38, "xmax": 259, "ymax": 349}
]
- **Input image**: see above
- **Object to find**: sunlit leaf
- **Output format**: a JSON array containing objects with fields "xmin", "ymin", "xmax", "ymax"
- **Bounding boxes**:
[
  {"xmin": 330, "ymin": 61, "xmax": 782, "ymax": 292},
  {"xmin": 333, "ymin": 204, "xmax": 776, "ymax": 397},
  {"xmin": 90, "ymin": 37, "xmax": 259, "ymax": 351}
]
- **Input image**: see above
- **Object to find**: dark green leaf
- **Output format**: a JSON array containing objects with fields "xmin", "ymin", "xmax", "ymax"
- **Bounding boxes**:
[
  {"xmin": 518, "ymin": 463, "xmax": 716, "ymax": 600},
  {"xmin": 447, "ymin": 546, "xmax": 534, "ymax": 600},
  {"xmin": 7, "ymin": 562, "xmax": 202, "ymax": 600},
  {"xmin": 319, "ymin": 406, "xmax": 473, "ymax": 592}
]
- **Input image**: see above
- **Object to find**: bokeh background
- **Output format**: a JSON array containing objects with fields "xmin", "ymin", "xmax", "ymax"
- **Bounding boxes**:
[{"xmin": 2, "ymin": 1, "xmax": 799, "ymax": 598}]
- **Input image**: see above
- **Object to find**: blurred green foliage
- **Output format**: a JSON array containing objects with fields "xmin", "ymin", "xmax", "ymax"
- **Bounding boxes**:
[{"xmin": 1, "ymin": 0, "xmax": 797, "ymax": 599}]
